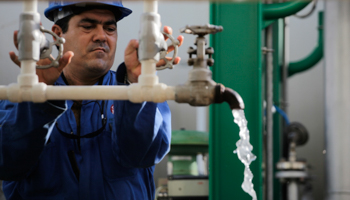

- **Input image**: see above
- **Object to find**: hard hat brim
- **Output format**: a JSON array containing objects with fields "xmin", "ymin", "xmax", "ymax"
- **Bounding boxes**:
[{"xmin": 44, "ymin": 2, "xmax": 132, "ymax": 22}]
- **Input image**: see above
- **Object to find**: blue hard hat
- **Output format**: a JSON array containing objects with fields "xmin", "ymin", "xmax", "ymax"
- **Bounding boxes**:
[{"xmin": 44, "ymin": 1, "xmax": 132, "ymax": 22}]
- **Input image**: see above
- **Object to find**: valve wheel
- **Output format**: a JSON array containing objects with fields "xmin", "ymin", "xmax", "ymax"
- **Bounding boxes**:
[
  {"xmin": 36, "ymin": 26, "xmax": 65, "ymax": 69},
  {"xmin": 157, "ymin": 31, "xmax": 179, "ymax": 70}
]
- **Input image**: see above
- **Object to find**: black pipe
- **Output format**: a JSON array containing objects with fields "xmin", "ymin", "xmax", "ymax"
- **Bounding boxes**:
[{"xmin": 214, "ymin": 84, "xmax": 244, "ymax": 110}]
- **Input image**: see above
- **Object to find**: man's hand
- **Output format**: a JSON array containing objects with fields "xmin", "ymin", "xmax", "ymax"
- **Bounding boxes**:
[
  {"xmin": 124, "ymin": 26, "xmax": 184, "ymax": 83},
  {"xmin": 9, "ymin": 30, "xmax": 74, "ymax": 85}
]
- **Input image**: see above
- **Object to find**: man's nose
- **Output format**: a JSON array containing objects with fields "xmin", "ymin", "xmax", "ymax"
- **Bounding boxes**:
[{"xmin": 93, "ymin": 25, "xmax": 107, "ymax": 42}]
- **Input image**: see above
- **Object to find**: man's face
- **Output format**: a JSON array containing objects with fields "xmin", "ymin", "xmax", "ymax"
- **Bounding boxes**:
[{"xmin": 62, "ymin": 9, "xmax": 118, "ymax": 76}]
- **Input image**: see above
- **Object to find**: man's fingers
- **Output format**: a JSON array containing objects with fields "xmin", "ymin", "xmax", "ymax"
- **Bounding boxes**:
[
  {"xmin": 125, "ymin": 39, "xmax": 139, "ymax": 56},
  {"xmin": 57, "ymin": 51, "xmax": 74, "ymax": 71},
  {"xmin": 13, "ymin": 30, "xmax": 19, "ymax": 50},
  {"xmin": 163, "ymin": 26, "xmax": 173, "ymax": 41},
  {"xmin": 156, "ymin": 57, "xmax": 181, "ymax": 67},
  {"xmin": 9, "ymin": 51, "xmax": 21, "ymax": 67},
  {"xmin": 173, "ymin": 57, "xmax": 181, "ymax": 65},
  {"xmin": 177, "ymin": 35, "xmax": 184, "ymax": 47}
]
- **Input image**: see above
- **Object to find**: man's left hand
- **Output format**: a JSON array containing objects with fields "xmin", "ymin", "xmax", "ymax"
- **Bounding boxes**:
[{"xmin": 124, "ymin": 26, "xmax": 184, "ymax": 83}]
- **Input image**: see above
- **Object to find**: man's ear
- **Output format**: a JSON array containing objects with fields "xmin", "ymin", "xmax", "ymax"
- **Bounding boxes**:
[{"xmin": 52, "ymin": 25, "xmax": 63, "ymax": 41}]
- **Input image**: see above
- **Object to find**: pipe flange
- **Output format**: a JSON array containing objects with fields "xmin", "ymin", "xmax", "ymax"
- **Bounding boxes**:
[
  {"xmin": 276, "ymin": 161, "xmax": 307, "ymax": 170},
  {"xmin": 275, "ymin": 171, "xmax": 309, "ymax": 182}
]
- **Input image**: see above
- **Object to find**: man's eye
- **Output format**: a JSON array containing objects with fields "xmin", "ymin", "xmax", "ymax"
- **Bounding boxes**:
[
  {"xmin": 106, "ymin": 27, "xmax": 116, "ymax": 32},
  {"xmin": 82, "ymin": 26, "xmax": 92, "ymax": 30}
]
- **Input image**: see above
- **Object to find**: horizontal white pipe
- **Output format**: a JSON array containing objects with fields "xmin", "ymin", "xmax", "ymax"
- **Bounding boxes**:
[
  {"xmin": 46, "ymin": 86, "xmax": 130, "ymax": 100},
  {"xmin": 144, "ymin": 0, "xmax": 157, "ymax": 13},
  {"xmin": 0, "ymin": 83, "xmax": 176, "ymax": 103},
  {"xmin": 24, "ymin": 0, "xmax": 37, "ymax": 13}
]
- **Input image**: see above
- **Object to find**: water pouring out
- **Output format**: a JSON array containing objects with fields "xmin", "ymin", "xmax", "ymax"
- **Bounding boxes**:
[{"xmin": 233, "ymin": 109, "xmax": 257, "ymax": 200}]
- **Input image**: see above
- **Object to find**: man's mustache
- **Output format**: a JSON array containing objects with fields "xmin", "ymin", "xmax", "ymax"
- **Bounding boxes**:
[{"xmin": 88, "ymin": 43, "xmax": 110, "ymax": 53}]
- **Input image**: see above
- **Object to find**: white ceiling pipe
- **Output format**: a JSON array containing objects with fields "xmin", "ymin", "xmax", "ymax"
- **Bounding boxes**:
[
  {"xmin": 24, "ymin": 0, "xmax": 37, "ymax": 13},
  {"xmin": 144, "ymin": 0, "xmax": 157, "ymax": 13}
]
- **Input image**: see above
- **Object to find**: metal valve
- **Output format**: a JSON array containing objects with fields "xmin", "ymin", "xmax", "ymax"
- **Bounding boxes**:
[
  {"xmin": 180, "ymin": 24, "xmax": 223, "ymax": 36},
  {"xmin": 181, "ymin": 24, "xmax": 222, "ymax": 68},
  {"xmin": 37, "ymin": 26, "xmax": 65, "ymax": 69},
  {"xmin": 158, "ymin": 31, "xmax": 180, "ymax": 70}
]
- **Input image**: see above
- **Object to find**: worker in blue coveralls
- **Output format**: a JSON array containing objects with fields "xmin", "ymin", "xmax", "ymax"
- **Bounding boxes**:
[{"xmin": 0, "ymin": 1, "xmax": 183, "ymax": 200}]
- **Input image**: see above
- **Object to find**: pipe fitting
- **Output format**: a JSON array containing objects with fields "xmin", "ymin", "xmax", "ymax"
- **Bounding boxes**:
[
  {"xmin": 138, "ymin": 12, "xmax": 166, "ymax": 62},
  {"xmin": 18, "ymin": 12, "xmax": 44, "ymax": 61},
  {"xmin": 128, "ymin": 84, "xmax": 175, "ymax": 103},
  {"xmin": 175, "ymin": 82, "xmax": 216, "ymax": 107},
  {"xmin": 7, "ymin": 84, "xmax": 21, "ymax": 103},
  {"xmin": 6, "ymin": 83, "xmax": 47, "ymax": 103},
  {"xmin": 31, "ymin": 83, "xmax": 47, "ymax": 103}
]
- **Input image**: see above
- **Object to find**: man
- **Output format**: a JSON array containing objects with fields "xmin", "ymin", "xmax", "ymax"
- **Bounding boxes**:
[{"xmin": 0, "ymin": 1, "xmax": 183, "ymax": 199}]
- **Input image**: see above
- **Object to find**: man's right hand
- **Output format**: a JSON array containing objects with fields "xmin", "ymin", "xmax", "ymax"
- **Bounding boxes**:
[{"xmin": 9, "ymin": 30, "xmax": 74, "ymax": 85}]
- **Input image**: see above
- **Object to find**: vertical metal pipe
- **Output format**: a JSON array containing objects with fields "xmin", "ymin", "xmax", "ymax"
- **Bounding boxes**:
[
  {"xmin": 266, "ymin": 24, "xmax": 274, "ymax": 200},
  {"xmin": 325, "ymin": 1, "xmax": 350, "ymax": 200},
  {"xmin": 288, "ymin": 181, "xmax": 298, "ymax": 200},
  {"xmin": 282, "ymin": 17, "xmax": 290, "ymax": 115}
]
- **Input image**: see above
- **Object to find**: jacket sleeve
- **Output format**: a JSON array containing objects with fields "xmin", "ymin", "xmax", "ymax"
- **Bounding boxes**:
[
  {"xmin": 113, "ymin": 100, "xmax": 171, "ymax": 168},
  {"xmin": 0, "ymin": 100, "xmax": 66, "ymax": 180}
]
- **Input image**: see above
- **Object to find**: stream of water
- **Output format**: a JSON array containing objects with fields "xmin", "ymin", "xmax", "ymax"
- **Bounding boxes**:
[{"xmin": 232, "ymin": 109, "xmax": 257, "ymax": 200}]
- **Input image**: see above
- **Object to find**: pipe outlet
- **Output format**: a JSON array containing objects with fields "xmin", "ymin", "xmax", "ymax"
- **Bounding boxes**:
[{"xmin": 214, "ymin": 84, "xmax": 245, "ymax": 110}]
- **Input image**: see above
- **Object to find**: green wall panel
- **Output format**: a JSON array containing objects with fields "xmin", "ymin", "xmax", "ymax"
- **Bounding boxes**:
[{"xmin": 209, "ymin": 2, "xmax": 263, "ymax": 200}]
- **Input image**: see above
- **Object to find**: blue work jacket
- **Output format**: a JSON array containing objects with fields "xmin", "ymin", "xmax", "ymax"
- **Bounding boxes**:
[{"xmin": 0, "ymin": 68, "xmax": 171, "ymax": 200}]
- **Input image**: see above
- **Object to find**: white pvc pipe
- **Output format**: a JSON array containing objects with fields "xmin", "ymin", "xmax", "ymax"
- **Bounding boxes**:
[
  {"xmin": 20, "ymin": 60, "xmax": 36, "ymax": 74},
  {"xmin": 20, "ymin": 0, "xmax": 39, "ymax": 87},
  {"xmin": 141, "ymin": 60, "xmax": 157, "ymax": 75},
  {"xmin": 144, "ymin": 0, "xmax": 158, "ymax": 13},
  {"xmin": 24, "ymin": 0, "xmax": 37, "ymax": 13},
  {"xmin": 46, "ymin": 86, "xmax": 129, "ymax": 100},
  {"xmin": 139, "ymin": 60, "xmax": 158, "ymax": 86},
  {"xmin": 18, "ymin": 61, "xmax": 38, "ymax": 86}
]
